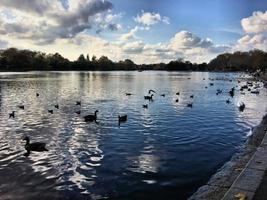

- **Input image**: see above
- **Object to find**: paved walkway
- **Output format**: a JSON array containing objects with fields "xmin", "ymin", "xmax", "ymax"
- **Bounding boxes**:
[{"xmin": 222, "ymin": 130, "xmax": 267, "ymax": 200}]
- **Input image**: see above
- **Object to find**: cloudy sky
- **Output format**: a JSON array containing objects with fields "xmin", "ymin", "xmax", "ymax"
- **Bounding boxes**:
[{"xmin": 0, "ymin": 0, "xmax": 267, "ymax": 64}]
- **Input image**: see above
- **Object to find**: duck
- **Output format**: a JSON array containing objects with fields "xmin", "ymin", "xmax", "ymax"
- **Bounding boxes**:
[
  {"xmin": 118, "ymin": 115, "xmax": 127, "ymax": 124},
  {"xmin": 229, "ymin": 87, "xmax": 235, "ymax": 97},
  {"xmin": 210, "ymin": 83, "xmax": 214, "ymax": 86},
  {"xmin": 55, "ymin": 104, "xmax": 59, "ymax": 109},
  {"xmin": 23, "ymin": 136, "xmax": 48, "ymax": 154},
  {"xmin": 18, "ymin": 105, "xmax": 24, "ymax": 110},
  {"xmin": 144, "ymin": 94, "xmax": 153, "ymax": 101},
  {"xmin": 148, "ymin": 89, "xmax": 156, "ymax": 94},
  {"xmin": 190, "ymin": 95, "xmax": 194, "ymax": 98},
  {"xmin": 161, "ymin": 94, "xmax": 165, "ymax": 97},
  {"xmin": 84, "ymin": 110, "xmax": 98, "ymax": 122},
  {"xmin": 126, "ymin": 93, "xmax": 133, "ymax": 96},
  {"xmin": 187, "ymin": 103, "xmax": 193, "ymax": 108},
  {"xmin": 48, "ymin": 110, "xmax": 53, "ymax": 114},
  {"xmin": 143, "ymin": 104, "xmax": 148, "ymax": 109},
  {"xmin": 76, "ymin": 101, "xmax": 81, "ymax": 106},
  {"xmin": 226, "ymin": 99, "xmax": 230, "ymax": 104},
  {"xmin": 176, "ymin": 92, "xmax": 180, "ymax": 95},
  {"xmin": 205, "ymin": 86, "xmax": 208, "ymax": 89},
  {"xmin": 239, "ymin": 102, "xmax": 245, "ymax": 112},
  {"xmin": 36, "ymin": 93, "xmax": 39, "ymax": 97},
  {"xmin": 75, "ymin": 110, "xmax": 81, "ymax": 115},
  {"xmin": 9, "ymin": 111, "xmax": 15, "ymax": 118},
  {"xmin": 175, "ymin": 99, "xmax": 179, "ymax": 103}
]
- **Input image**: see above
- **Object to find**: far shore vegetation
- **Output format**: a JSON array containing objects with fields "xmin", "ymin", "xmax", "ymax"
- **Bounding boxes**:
[{"xmin": 0, "ymin": 48, "xmax": 267, "ymax": 72}]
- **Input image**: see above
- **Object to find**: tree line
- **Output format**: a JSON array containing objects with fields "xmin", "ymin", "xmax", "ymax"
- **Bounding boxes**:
[{"xmin": 0, "ymin": 47, "xmax": 266, "ymax": 72}]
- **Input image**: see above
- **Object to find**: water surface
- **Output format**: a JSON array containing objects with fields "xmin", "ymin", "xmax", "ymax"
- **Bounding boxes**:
[{"xmin": 0, "ymin": 71, "xmax": 266, "ymax": 200}]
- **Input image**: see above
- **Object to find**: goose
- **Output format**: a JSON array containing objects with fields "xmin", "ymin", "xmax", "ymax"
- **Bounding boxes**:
[
  {"xmin": 175, "ymin": 99, "xmax": 179, "ymax": 103},
  {"xmin": 23, "ymin": 136, "xmax": 48, "ymax": 154},
  {"xmin": 226, "ymin": 99, "xmax": 230, "ymax": 104},
  {"xmin": 55, "ymin": 104, "xmax": 59, "ymax": 109},
  {"xmin": 187, "ymin": 103, "xmax": 193, "ymax": 108},
  {"xmin": 48, "ymin": 110, "xmax": 53, "ymax": 114},
  {"xmin": 143, "ymin": 104, "xmax": 148, "ymax": 109},
  {"xmin": 161, "ymin": 94, "xmax": 165, "ymax": 97},
  {"xmin": 239, "ymin": 102, "xmax": 245, "ymax": 112},
  {"xmin": 148, "ymin": 89, "xmax": 156, "ymax": 94},
  {"xmin": 36, "ymin": 93, "xmax": 39, "ymax": 97},
  {"xmin": 126, "ymin": 93, "xmax": 133, "ymax": 96},
  {"xmin": 190, "ymin": 95, "xmax": 194, "ymax": 98},
  {"xmin": 75, "ymin": 110, "xmax": 81, "ymax": 115},
  {"xmin": 9, "ymin": 111, "xmax": 15, "ymax": 118},
  {"xmin": 76, "ymin": 101, "xmax": 81, "ymax": 106},
  {"xmin": 118, "ymin": 115, "xmax": 127, "ymax": 124},
  {"xmin": 144, "ymin": 94, "xmax": 153, "ymax": 101},
  {"xmin": 18, "ymin": 105, "xmax": 24, "ymax": 110},
  {"xmin": 84, "ymin": 110, "xmax": 98, "ymax": 122},
  {"xmin": 176, "ymin": 92, "xmax": 180, "ymax": 95}
]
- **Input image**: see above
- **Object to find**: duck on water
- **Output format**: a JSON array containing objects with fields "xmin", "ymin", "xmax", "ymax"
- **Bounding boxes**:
[
  {"xmin": 23, "ymin": 136, "xmax": 48, "ymax": 157},
  {"xmin": 84, "ymin": 110, "xmax": 99, "ymax": 122}
]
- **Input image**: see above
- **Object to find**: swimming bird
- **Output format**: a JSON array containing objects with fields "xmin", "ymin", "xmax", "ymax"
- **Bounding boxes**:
[
  {"xmin": 210, "ymin": 83, "xmax": 214, "ymax": 86},
  {"xmin": 126, "ymin": 93, "xmax": 133, "ymax": 96},
  {"xmin": 190, "ymin": 95, "xmax": 194, "ymax": 98},
  {"xmin": 239, "ymin": 102, "xmax": 245, "ymax": 112},
  {"xmin": 187, "ymin": 103, "xmax": 193, "ymax": 108},
  {"xmin": 84, "ymin": 110, "xmax": 98, "ymax": 122},
  {"xmin": 143, "ymin": 104, "xmax": 148, "ymax": 109},
  {"xmin": 48, "ymin": 110, "xmax": 53, "ymax": 114},
  {"xmin": 226, "ymin": 99, "xmax": 230, "ymax": 104},
  {"xmin": 176, "ymin": 92, "xmax": 180, "ymax": 95},
  {"xmin": 55, "ymin": 104, "xmax": 59, "ymax": 109},
  {"xmin": 175, "ymin": 99, "xmax": 179, "ymax": 103},
  {"xmin": 205, "ymin": 86, "xmax": 208, "ymax": 89},
  {"xmin": 229, "ymin": 87, "xmax": 235, "ymax": 97},
  {"xmin": 144, "ymin": 94, "xmax": 153, "ymax": 101},
  {"xmin": 18, "ymin": 105, "xmax": 24, "ymax": 110},
  {"xmin": 9, "ymin": 111, "xmax": 15, "ymax": 118},
  {"xmin": 76, "ymin": 101, "xmax": 81, "ymax": 106},
  {"xmin": 118, "ymin": 115, "xmax": 127, "ymax": 125},
  {"xmin": 36, "ymin": 93, "xmax": 39, "ymax": 97},
  {"xmin": 75, "ymin": 110, "xmax": 81, "ymax": 115},
  {"xmin": 23, "ymin": 136, "xmax": 48, "ymax": 154},
  {"xmin": 148, "ymin": 89, "xmax": 156, "ymax": 94},
  {"xmin": 161, "ymin": 94, "xmax": 165, "ymax": 97}
]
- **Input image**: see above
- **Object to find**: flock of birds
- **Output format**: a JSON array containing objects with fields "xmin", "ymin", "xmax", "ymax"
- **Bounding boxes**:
[{"xmin": 6, "ymin": 77, "xmax": 262, "ymax": 156}]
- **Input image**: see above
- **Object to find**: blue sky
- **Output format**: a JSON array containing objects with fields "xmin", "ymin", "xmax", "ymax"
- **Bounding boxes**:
[{"xmin": 0, "ymin": 0, "xmax": 267, "ymax": 64}]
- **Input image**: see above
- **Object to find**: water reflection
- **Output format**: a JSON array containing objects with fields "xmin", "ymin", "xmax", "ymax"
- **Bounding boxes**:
[{"xmin": 0, "ymin": 71, "xmax": 266, "ymax": 200}]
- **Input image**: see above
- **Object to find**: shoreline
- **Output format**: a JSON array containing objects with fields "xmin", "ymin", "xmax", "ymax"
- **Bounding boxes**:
[{"xmin": 189, "ymin": 75, "xmax": 267, "ymax": 200}]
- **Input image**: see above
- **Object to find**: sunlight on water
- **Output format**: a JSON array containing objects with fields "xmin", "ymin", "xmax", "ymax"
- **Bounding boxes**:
[{"xmin": 0, "ymin": 71, "xmax": 266, "ymax": 200}]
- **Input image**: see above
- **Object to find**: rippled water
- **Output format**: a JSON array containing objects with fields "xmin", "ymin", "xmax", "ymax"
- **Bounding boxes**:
[{"xmin": 0, "ymin": 71, "xmax": 266, "ymax": 200}]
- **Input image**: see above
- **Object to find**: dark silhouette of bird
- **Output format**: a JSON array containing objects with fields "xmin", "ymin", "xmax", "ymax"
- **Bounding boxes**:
[
  {"xmin": 239, "ymin": 102, "xmax": 245, "ymax": 112},
  {"xmin": 76, "ymin": 101, "xmax": 81, "ymax": 106},
  {"xmin": 210, "ymin": 83, "xmax": 214, "ymax": 86},
  {"xmin": 36, "ymin": 93, "xmax": 39, "ymax": 97},
  {"xmin": 126, "ymin": 93, "xmax": 133, "ymax": 96},
  {"xmin": 176, "ymin": 92, "xmax": 180, "ymax": 95},
  {"xmin": 48, "ymin": 110, "xmax": 53, "ymax": 114},
  {"xmin": 23, "ymin": 136, "xmax": 48, "ymax": 156},
  {"xmin": 229, "ymin": 87, "xmax": 235, "ymax": 97},
  {"xmin": 175, "ymin": 99, "xmax": 179, "ymax": 103},
  {"xmin": 9, "ymin": 111, "xmax": 15, "ymax": 118},
  {"xmin": 161, "ymin": 94, "xmax": 165, "ymax": 97},
  {"xmin": 18, "ymin": 105, "xmax": 24, "ymax": 110},
  {"xmin": 148, "ymin": 89, "xmax": 156, "ymax": 94},
  {"xmin": 190, "ymin": 95, "xmax": 194, "ymax": 98},
  {"xmin": 75, "ymin": 110, "xmax": 81, "ymax": 115},
  {"xmin": 187, "ymin": 103, "xmax": 193, "ymax": 108},
  {"xmin": 205, "ymin": 86, "xmax": 208, "ymax": 89},
  {"xmin": 118, "ymin": 115, "xmax": 127, "ymax": 125},
  {"xmin": 226, "ymin": 99, "xmax": 230, "ymax": 104},
  {"xmin": 84, "ymin": 110, "xmax": 98, "ymax": 122},
  {"xmin": 143, "ymin": 104, "xmax": 148, "ymax": 109},
  {"xmin": 144, "ymin": 94, "xmax": 153, "ymax": 101},
  {"xmin": 55, "ymin": 104, "xmax": 59, "ymax": 109}
]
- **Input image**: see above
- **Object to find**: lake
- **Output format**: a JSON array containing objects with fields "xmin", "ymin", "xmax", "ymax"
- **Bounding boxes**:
[{"xmin": 0, "ymin": 71, "xmax": 266, "ymax": 200}]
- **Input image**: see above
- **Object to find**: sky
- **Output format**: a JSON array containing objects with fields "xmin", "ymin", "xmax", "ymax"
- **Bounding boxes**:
[{"xmin": 0, "ymin": 0, "xmax": 267, "ymax": 64}]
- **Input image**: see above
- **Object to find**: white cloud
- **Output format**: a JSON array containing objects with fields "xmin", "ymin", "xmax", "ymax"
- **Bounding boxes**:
[
  {"xmin": 241, "ymin": 11, "xmax": 267, "ymax": 33},
  {"xmin": 234, "ymin": 34, "xmax": 267, "ymax": 51},
  {"xmin": 134, "ymin": 11, "xmax": 170, "ymax": 26}
]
